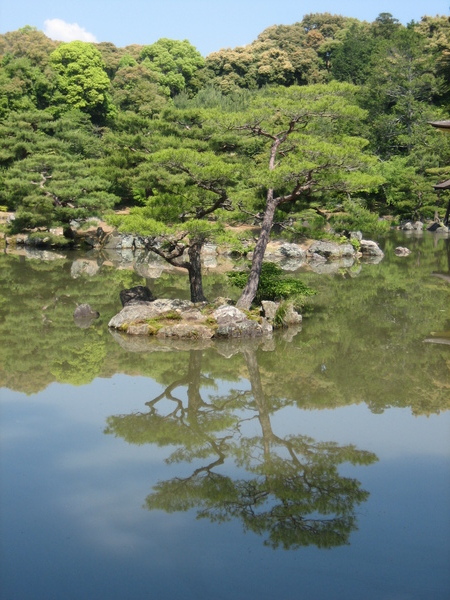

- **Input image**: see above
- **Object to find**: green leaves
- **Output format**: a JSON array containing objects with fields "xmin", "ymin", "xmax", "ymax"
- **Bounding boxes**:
[
  {"xmin": 0, "ymin": 109, "xmax": 120, "ymax": 229},
  {"xmin": 139, "ymin": 38, "xmax": 205, "ymax": 96},
  {"xmin": 228, "ymin": 262, "xmax": 316, "ymax": 306},
  {"xmin": 50, "ymin": 41, "xmax": 112, "ymax": 122}
]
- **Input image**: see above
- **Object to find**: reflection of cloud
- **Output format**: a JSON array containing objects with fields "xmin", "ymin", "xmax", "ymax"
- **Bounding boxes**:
[
  {"xmin": 44, "ymin": 18, "xmax": 98, "ymax": 42},
  {"xmin": 59, "ymin": 485, "xmax": 189, "ymax": 555},
  {"xmin": 58, "ymin": 443, "xmax": 168, "ymax": 470}
]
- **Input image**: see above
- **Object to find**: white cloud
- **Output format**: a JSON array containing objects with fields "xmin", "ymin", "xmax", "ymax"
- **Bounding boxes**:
[{"xmin": 43, "ymin": 18, "xmax": 98, "ymax": 43}]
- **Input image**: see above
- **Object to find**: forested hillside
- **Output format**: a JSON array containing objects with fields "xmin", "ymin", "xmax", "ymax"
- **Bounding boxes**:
[{"xmin": 1, "ymin": 12, "xmax": 449, "ymax": 241}]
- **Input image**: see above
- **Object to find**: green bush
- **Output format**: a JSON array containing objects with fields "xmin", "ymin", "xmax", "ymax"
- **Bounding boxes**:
[
  {"xmin": 27, "ymin": 232, "xmax": 72, "ymax": 247},
  {"xmin": 228, "ymin": 262, "xmax": 316, "ymax": 306},
  {"xmin": 329, "ymin": 200, "xmax": 391, "ymax": 237}
]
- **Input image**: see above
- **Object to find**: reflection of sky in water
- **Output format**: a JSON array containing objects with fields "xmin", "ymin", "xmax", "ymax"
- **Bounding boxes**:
[{"xmin": 1, "ymin": 374, "xmax": 449, "ymax": 600}]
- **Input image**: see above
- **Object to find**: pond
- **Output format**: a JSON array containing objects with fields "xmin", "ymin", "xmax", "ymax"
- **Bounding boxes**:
[{"xmin": 1, "ymin": 233, "xmax": 449, "ymax": 600}]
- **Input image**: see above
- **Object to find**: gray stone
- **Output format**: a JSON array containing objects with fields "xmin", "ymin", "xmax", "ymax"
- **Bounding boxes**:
[
  {"xmin": 121, "ymin": 235, "xmax": 135, "ymax": 249},
  {"xmin": 108, "ymin": 303, "xmax": 159, "ymax": 329},
  {"xmin": 116, "ymin": 249, "xmax": 134, "ymax": 263},
  {"xmin": 157, "ymin": 323, "xmax": 214, "ymax": 339},
  {"xmin": 179, "ymin": 309, "xmax": 204, "ymax": 321},
  {"xmin": 102, "ymin": 231, "xmax": 123, "ymax": 249},
  {"xmin": 109, "ymin": 299, "xmax": 274, "ymax": 339},
  {"xmin": 261, "ymin": 301, "xmax": 279, "ymax": 322},
  {"xmin": 202, "ymin": 243, "xmax": 218, "ymax": 255},
  {"xmin": 202, "ymin": 255, "xmax": 218, "ymax": 268},
  {"xmin": 394, "ymin": 246, "xmax": 411, "ymax": 257},
  {"xmin": 279, "ymin": 243, "xmax": 306, "ymax": 259},
  {"xmin": 360, "ymin": 240, "xmax": 384, "ymax": 257},
  {"xmin": 400, "ymin": 221, "xmax": 414, "ymax": 230},
  {"xmin": 215, "ymin": 319, "xmax": 271, "ymax": 338},
  {"xmin": 308, "ymin": 241, "xmax": 355, "ymax": 259},
  {"xmin": 151, "ymin": 299, "xmax": 193, "ymax": 312},
  {"xmin": 212, "ymin": 305, "xmax": 248, "ymax": 325}
]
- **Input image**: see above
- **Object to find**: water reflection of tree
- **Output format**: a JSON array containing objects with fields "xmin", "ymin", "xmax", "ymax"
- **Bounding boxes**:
[{"xmin": 105, "ymin": 346, "xmax": 377, "ymax": 550}]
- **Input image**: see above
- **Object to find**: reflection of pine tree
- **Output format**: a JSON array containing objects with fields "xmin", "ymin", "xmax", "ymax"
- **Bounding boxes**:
[{"xmin": 105, "ymin": 347, "xmax": 377, "ymax": 549}]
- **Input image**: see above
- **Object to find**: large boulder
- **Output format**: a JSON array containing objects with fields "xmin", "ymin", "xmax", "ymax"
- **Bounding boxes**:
[
  {"xmin": 108, "ymin": 300, "xmax": 273, "ymax": 338},
  {"xmin": 109, "ymin": 298, "xmax": 193, "ymax": 330},
  {"xmin": 359, "ymin": 240, "xmax": 384, "ymax": 257},
  {"xmin": 308, "ymin": 240, "xmax": 355, "ymax": 259},
  {"xmin": 212, "ymin": 305, "xmax": 272, "ymax": 338},
  {"xmin": 279, "ymin": 243, "xmax": 306, "ymax": 260}
]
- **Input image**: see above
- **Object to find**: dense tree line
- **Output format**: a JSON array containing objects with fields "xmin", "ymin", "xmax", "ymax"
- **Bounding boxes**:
[{"xmin": 0, "ymin": 14, "xmax": 449, "ymax": 302}]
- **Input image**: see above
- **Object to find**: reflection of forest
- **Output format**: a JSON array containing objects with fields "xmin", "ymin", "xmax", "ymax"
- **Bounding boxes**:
[
  {"xmin": 105, "ymin": 347, "xmax": 378, "ymax": 549},
  {"xmin": 0, "ymin": 233, "xmax": 449, "ymax": 414}
]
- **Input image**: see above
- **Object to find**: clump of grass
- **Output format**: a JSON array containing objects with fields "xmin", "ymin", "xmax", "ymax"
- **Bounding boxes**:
[{"xmin": 161, "ymin": 310, "xmax": 182, "ymax": 321}]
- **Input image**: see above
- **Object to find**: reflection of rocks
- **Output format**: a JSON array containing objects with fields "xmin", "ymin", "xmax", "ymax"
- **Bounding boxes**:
[
  {"xmin": 360, "ymin": 253, "xmax": 384, "ymax": 265},
  {"xmin": 24, "ymin": 248, "xmax": 66, "ymax": 261},
  {"xmin": 109, "ymin": 329, "xmax": 274, "ymax": 356},
  {"xmin": 109, "ymin": 329, "xmax": 214, "ymax": 353},
  {"xmin": 73, "ymin": 303, "xmax": 100, "ymax": 328},
  {"xmin": 280, "ymin": 324, "xmax": 302, "ymax": 342},
  {"xmin": 278, "ymin": 259, "xmax": 305, "ymax": 271},
  {"xmin": 134, "ymin": 262, "xmax": 165, "ymax": 279},
  {"xmin": 347, "ymin": 265, "xmax": 363, "ymax": 278},
  {"xmin": 71, "ymin": 259, "xmax": 100, "ymax": 278},
  {"xmin": 309, "ymin": 257, "xmax": 355, "ymax": 275}
]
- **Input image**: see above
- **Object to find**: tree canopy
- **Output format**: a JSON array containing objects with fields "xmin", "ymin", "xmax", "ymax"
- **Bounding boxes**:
[{"xmin": 1, "ymin": 11, "xmax": 449, "ymax": 261}]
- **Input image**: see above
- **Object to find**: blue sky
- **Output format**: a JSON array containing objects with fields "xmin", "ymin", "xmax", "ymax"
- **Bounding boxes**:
[{"xmin": 1, "ymin": 0, "xmax": 448, "ymax": 56}]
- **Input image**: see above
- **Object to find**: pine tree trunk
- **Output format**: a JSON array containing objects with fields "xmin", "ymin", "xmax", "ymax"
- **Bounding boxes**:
[
  {"xmin": 188, "ymin": 241, "xmax": 208, "ymax": 303},
  {"xmin": 236, "ymin": 192, "xmax": 278, "ymax": 310}
]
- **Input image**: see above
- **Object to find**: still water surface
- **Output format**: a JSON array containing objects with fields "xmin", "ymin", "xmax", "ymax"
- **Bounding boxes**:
[{"xmin": 1, "ymin": 233, "xmax": 449, "ymax": 599}]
